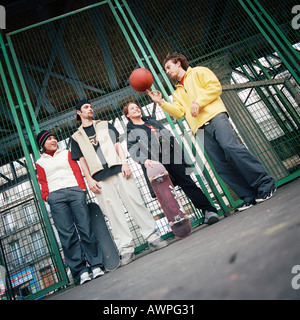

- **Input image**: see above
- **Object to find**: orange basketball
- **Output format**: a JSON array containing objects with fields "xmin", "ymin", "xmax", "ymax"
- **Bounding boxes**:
[{"xmin": 130, "ymin": 68, "xmax": 153, "ymax": 92}]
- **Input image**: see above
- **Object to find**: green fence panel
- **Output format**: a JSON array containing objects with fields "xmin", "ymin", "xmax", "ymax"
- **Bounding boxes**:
[
  {"xmin": 0, "ymin": 34, "xmax": 69, "ymax": 300},
  {"xmin": 126, "ymin": 0, "xmax": 299, "ymax": 183}
]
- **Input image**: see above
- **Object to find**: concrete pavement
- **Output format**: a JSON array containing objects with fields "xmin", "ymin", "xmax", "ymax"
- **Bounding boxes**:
[{"xmin": 47, "ymin": 178, "xmax": 300, "ymax": 300}]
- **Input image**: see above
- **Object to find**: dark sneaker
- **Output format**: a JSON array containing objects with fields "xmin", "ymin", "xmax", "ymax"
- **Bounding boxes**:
[
  {"xmin": 237, "ymin": 200, "xmax": 256, "ymax": 212},
  {"xmin": 204, "ymin": 211, "xmax": 219, "ymax": 225},
  {"xmin": 148, "ymin": 238, "xmax": 168, "ymax": 251},
  {"xmin": 256, "ymin": 188, "xmax": 277, "ymax": 203},
  {"xmin": 120, "ymin": 252, "xmax": 135, "ymax": 266}
]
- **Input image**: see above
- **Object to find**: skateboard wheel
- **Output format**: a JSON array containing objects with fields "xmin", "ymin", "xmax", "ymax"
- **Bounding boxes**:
[
  {"xmin": 164, "ymin": 170, "xmax": 169, "ymax": 176},
  {"xmin": 169, "ymin": 221, "xmax": 174, "ymax": 227},
  {"xmin": 149, "ymin": 177, "xmax": 153, "ymax": 183}
]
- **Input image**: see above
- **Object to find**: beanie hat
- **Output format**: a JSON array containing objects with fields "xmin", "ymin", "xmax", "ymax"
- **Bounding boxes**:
[
  {"xmin": 75, "ymin": 99, "xmax": 90, "ymax": 121},
  {"xmin": 36, "ymin": 130, "xmax": 56, "ymax": 149}
]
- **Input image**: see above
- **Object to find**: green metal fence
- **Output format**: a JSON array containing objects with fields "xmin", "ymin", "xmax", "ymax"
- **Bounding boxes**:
[
  {"xmin": 0, "ymin": 0, "xmax": 299, "ymax": 299},
  {"xmin": 0, "ymin": 33, "xmax": 69, "ymax": 300}
]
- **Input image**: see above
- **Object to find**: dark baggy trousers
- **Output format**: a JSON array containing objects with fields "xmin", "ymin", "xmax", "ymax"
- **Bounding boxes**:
[
  {"xmin": 164, "ymin": 162, "xmax": 218, "ymax": 213},
  {"xmin": 143, "ymin": 151, "xmax": 218, "ymax": 213},
  {"xmin": 47, "ymin": 186, "xmax": 103, "ymax": 279},
  {"xmin": 198, "ymin": 113, "xmax": 276, "ymax": 202}
]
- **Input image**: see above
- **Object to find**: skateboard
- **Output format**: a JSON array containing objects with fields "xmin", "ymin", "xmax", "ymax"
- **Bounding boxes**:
[
  {"xmin": 88, "ymin": 202, "xmax": 120, "ymax": 271},
  {"xmin": 147, "ymin": 161, "xmax": 191, "ymax": 239}
]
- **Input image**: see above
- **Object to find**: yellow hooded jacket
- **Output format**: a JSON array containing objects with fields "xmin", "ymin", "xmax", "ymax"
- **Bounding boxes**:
[{"xmin": 160, "ymin": 66, "xmax": 228, "ymax": 134}]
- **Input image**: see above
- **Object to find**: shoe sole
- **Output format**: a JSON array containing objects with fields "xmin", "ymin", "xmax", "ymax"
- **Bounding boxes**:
[
  {"xmin": 237, "ymin": 204, "xmax": 254, "ymax": 212},
  {"xmin": 207, "ymin": 216, "xmax": 219, "ymax": 225},
  {"xmin": 80, "ymin": 278, "xmax": 91, "ymax": 285},
  {"xmin": 120, "ymin": 255, "xmax": 135, "ymax": 267},
  {"xmin": 149, "ymin": 243, "xmax": 168, "ymax": 252},
  {"xmin": 93, "ymin": 272, "xmax": 104, "ymax": 279}
]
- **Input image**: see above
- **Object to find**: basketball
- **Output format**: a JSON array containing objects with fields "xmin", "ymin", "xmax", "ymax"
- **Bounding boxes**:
[{"xmin": 130, "ymin": 68, "xmax": 153, "ymax": 92}]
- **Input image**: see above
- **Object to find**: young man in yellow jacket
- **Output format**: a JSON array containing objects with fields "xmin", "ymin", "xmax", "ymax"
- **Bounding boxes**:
[{"xmin": 147, "ymin": 53, "xmax": 276, "ymax": 211}]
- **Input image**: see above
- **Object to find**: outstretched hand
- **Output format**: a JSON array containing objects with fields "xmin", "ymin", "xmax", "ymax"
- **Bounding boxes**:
[{"xmin": 146, "ymin": 89, "xmax": 163, "ymax": 105}]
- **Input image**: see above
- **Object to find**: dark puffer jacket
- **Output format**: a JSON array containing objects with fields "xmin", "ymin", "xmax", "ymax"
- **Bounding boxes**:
[{"xmin": 126, "ymin": 116, "xmax": 188, "ymax": 197}]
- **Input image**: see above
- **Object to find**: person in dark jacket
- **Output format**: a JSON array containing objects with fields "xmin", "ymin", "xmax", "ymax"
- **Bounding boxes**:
[{"xmin": 123, "ymin": 102, "xmax": 219, "ymax": 225}]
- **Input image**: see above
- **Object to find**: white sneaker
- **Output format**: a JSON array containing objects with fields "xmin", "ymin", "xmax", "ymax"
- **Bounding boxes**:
[
  {"xmin": 79, "ymin": 271, "xmax": 91, "ymax": 285},
  {"xmin": 92, "ymin": 267, "xmax": 104, "ymax": 279},
  {"xmin": 120, "ymin": 252, "xmax": 135, "ymax": 266},
  {"xmin": 148, "ymin": 238, "xmax": 168, "ymax": 251},
  {"xmin": 204, "ymin": 210, "xmax": 219, "ymax": 225}
]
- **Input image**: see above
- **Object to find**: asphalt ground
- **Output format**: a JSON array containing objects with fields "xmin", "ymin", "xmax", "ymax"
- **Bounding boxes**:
[{"xmin": 47, "ymin": 178, "xmax": 300, "ymax": 301}]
